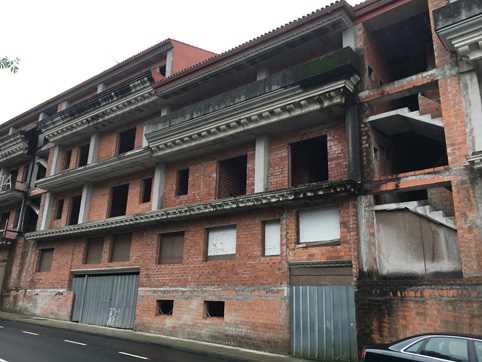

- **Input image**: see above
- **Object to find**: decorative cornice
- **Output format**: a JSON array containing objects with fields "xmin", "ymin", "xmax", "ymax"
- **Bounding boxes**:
[
  {"xmin": 147, "ymin": 78, "xmax": 359, "ymax": 160},
  {"xmin": 40, "ymin": 77, "xmax": 157, "ymax": 144},
  {"xmin": 35, "ymin": 148, "xmax": 154, "ymax": 192},
  {"xmin": 25, "ymin": 180, "xmax": 360, "ymax": 241},
  {"xmin": 0, "ymin": 131, "xmax": 29, "ymax": 167}
]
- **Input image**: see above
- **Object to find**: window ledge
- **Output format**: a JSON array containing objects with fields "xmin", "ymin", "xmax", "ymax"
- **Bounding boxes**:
[{"xmin": 296, "ymin": 239, "xmax": 341, "ymax": 248}]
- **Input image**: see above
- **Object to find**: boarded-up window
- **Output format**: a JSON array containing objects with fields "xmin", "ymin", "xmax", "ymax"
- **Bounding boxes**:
[
  {"xmin": 299, "ymin": 207, "xmax": 340, "ymax": 243},
  {"xmin": 264, "ymin": 220, "xmax": 281, "ymax": 256},
  {"xmin": 37, "ymin": 249, "xmax": 54, "ymax": 272},
  {"xmin": 85, "ymin": 238, "xmax": 104, "ymax": 264},
  {"xmin": 159, "ymin": 232, "xmax": 184, "ymax": 264},
  {"xmin": 207, "ymin": 226, "xmax": 236, "ymax": 260},
  {"xmin": 111, "ymin": 234, "xmax": 131, "ymax": 262}
]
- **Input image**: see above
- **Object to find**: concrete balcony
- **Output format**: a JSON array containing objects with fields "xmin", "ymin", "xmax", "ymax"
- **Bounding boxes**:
[
  {"xmin": 146, "ymin": 47, "xmax": 361, "ymax": 161},
  {"xmin": 0, "ymin": 131, "xmax": 29, "ymax": 168},
  {"xmin": 35, "ymin": 148, "xmax": 154, "ymax": 192},
  {"xmin": 39, "ymin": 73, "xmax": 159, "ymax": 145},
  {"xmin": 0, "ymin": 175, "xmax": 25, "ymax": 208},
  {"xmin": 26, "ymin": 179, "xmax": 360, "ymax": 241},
  {"xmin": 434, "ymin": 0, "xmax": 482, "ymax": 62}
]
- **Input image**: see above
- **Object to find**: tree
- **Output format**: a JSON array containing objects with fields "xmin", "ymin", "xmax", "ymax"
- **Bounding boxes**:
[{"xmin": 0, "ymin": 56, "xmax": 20, "ymax": 73}]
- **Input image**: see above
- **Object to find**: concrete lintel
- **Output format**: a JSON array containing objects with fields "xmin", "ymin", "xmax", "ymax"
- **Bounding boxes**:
[
  {"xmin": 152, "ymin": 163, "xmax": 166, "ymax": 210},
  {"xmin": 254, "ymin": 137, "xmax": 269, "ymax": 193}
]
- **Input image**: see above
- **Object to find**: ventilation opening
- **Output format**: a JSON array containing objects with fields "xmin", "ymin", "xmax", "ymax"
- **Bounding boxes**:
[
  {"xmin": 290, "ymin": 136, "xmax": 328, "ymax": 187},
  {"xmin": 157, "ymin": 300, "xmax": 174, "ymax": 316},
  {"xmin": 118, "ymin": 128, "xmax": 136, "ymax": 155},
  {"xmin": 68, "ymin": 195, "xmax": 82, "ymax": 225},
  {"xmin": 78, "ymin": 144, "xmax": 90, "ymax": 167},
  {"xmin": 176, "ymin": 169, "xmax": 189, "ymax": 196},
  {"xmin": 205, "ymin": 301, "xmax": 225, "ymax": 318},
  {"xmin": 110, "ymin": 184, "xmax": 129, "ymax": 217},
  {"xmin": 217, "ymin": 155, "xmax": 247, "ymax": 198},
  {"xmin": 141, "ymin": 177, "xmax": 152, "ymax": 203}
]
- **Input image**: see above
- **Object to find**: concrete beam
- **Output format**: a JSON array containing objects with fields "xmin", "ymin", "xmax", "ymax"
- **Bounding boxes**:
[
  {"xmin": 78, "ymin": 184, "xmax": 92, "ymax": 224},
  {"xmin": 152, "ymin": 163, "xmax": 166, "ymax": 210},
  {"xmin": 255, "ymin": 137, "xmax": 269, "ymax": 193},
  {"xmin": 87, "ymin": 133, "xmax": 100, "ymax": 164},
  {"xmin": 39, "ymin": 192, "xmax": 53, "ymax": 230}
]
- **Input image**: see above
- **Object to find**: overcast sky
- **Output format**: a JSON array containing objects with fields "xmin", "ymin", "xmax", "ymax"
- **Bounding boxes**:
[{"xmin": 0, "ymin": 0, "xmax": 358, "ymax": 123}]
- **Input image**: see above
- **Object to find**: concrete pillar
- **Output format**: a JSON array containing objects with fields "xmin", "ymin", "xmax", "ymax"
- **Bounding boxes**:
[
  {"xmin": 97, "ymin": 83, "xmax": 106, "ymax": 94},
  {"xmin": 151, "ymin": 164, "xmax": 166, "ymax": 210},
  {"xmin": 39, "ymin": 192, "xmax": 53, "ymax": 230},
  {"xmin": 345, "ymin": 104, "xmax": 361, "ymax": 181},
  {"xmin": 342, "ymin": 27, "xmax": 356, "ymax": 50},
  {"xmin": 78, "ymin": 184, "xmax": 92, "ymax": 224},
  {"xmin": 165, "ymin": 49, "xmax": 174, "ymax": 78},
  {"xmin": 49, "ymin": 146, "xmax": 61, "ymax": 176},
  {"xmin": 460, "ymin": 69, "xmax": 482, "ymax": 153},
  {"xmin": 255, "ymin": 137, "xmax": 269, "ymax": 193},
  {"xmin": 88, "ymin": 133, "xmax": 100, "ymax": 164}
]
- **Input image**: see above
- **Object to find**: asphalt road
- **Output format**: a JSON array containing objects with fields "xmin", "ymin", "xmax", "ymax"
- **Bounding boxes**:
[{"xmin": 0, "ymin": 319, "xmax": 243, "ymax": 362}]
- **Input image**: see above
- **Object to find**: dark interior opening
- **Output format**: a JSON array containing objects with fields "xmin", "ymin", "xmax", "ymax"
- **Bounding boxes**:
[
  {"xmin": 110, "ymin": 184, "xmax": 129, "ymax": 217},
  {"xmin": 55, "ymin": 199, "xmax": 64, "ymax": 219},
  {"xmin": 291, "ymin": 136, "xmax": 328, "ymax": 186},
  {"xmin": 141, "ymin": 177, "xmax": 152, "ymax": 203},
  {"xmin": 64, "ymin": 149, "xmax": 72, "ymax": 170},
  {"xmin": 36, "ymin": 163, "xmax": 46, "ymax": 181},
  {"xmin": 24, "ymin": 196, "xmax": 41, "ymax": 233},
  {"xmin": 118, "ymin": 128, "xmax": 136, "ymax": 155},
  {"xmin": 159, "ymin": 232, "xmax": 184, "ymax": 264},
  {"xmin": 157, "ymin": 300, "xmax": 174, "ymax": 316},
  {"xmin": 68, "ymin": 195, "xmax": 82, "ymax": 225},
  {"xmin": 176, "ymin": 169, "xmax": 189, "ymax": 196},
  {"xmin": 0, "ymin": 212, "xmax": 8, "ymax": 229},
  {"xmin": 158, "ymin": 65, "xmax": 167, "ymax": 77},
  {"xmin": 217, "ymin": 155, "xmax": 247, "ymax": 198},
  {"xmin": 375, "ymin": 189, "xmax": 429, "ymax": 205},
  {"xmin": 78, "ymin": 144, "xmax": 90, "ymax": 167},
  {"xmin": 205, "ymin": 301, "xmax": 225, "ymax": 318}
]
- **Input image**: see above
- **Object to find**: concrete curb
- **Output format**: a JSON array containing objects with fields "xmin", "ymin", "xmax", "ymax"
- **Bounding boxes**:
[{"xmin": 0, "ymin": 310, "xmax": 308, "ymax": 362}]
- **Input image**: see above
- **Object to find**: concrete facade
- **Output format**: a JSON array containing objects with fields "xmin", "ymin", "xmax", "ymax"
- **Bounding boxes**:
[{"xmin": 1, "ymin": 1, "xmax": 482, "ymax": 360}]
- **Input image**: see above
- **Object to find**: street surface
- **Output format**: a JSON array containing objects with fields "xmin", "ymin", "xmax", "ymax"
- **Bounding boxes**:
[{"xmin": 0, "ymin": 319, "xmax": 243, "ymax": 362}]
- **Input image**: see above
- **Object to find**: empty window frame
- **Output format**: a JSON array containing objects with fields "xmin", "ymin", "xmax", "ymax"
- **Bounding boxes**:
[
  {"xmin": 55, "ymin": 199, "xmax": 64, "ymax": 220},
  {"xmin": 37, "ymin": 248, "xmax": 54, "ymax": 272},
  {"xmin": 36, "ymin": 163, "xmax": 46, "ymax": 181},
  {"xmin": 85, "ymin": 238, "xmax": 104, "ymax": 264},
  {"xmin": 68, "ymin": 195, "xmax": 82, "ymax": 225},
  {"xmin": 0, "ymin": 212, "xmax": 9, "ymax": 229},
  {"xmin": 207, "ymin": 226, "xmax": 236, "ymax": 260},
  {"xmin": 140, "ymin": 177, "xmax": 153, "ymax": 203},
  {"xmin": 176, "ymin": 169, "xmax": 189, "ymax": 196},
  {"xmin": 298, "ymin": 207, "xmax": 340, "ymax": 244},
  {"xmin": 63, "ymin": 149, "xmax": 72, "ymax": 170},
  {"xmin": 109, "ymin": 184, "xmax": 129, "ymax": 217},
  {"xmin": 158, "ymin": 232, "xmax": 184, "ymax": 264},
  {"xmin": 78, "ymin": 144, "xmax": 90, "ymax": 167},
  {"xmin": 118, "ymin": 128, "xmax": 136, "ymax": 155},
  {"xmin": 205, "ymin": 301, "xmax": 225, "ymax": 318},
  {"xmin": 110, "ymin": 233, "xmax": 131, "ymax": 262},
  {"xmin": 263, "ymin": 220, "xmax": 281, "ymax": 256},
  {"xmin": 217, "ymin": 155, "xmax": 247, "ymax": 198},
  {"xmin": 290, "ymin": 136, "xmax": 328, "ymax": 187},
  {"xmin": 157, "ymin": 300, "xmax": 174, "ymax": 316}
]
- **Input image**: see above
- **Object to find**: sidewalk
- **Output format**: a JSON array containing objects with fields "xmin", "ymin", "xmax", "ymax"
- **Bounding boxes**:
[{"xmin": 0, "ymin": 310, "xmax": 309, "ymax": 362}]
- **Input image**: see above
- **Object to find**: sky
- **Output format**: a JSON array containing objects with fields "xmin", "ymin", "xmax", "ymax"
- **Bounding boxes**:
[{"xmin": 0, "ymin": 0, "xmax": 358, "ymax": 123}]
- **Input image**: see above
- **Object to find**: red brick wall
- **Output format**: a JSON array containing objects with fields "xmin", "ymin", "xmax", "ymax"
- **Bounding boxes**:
[{"xmin": 170, "ymin": 40, "xmax": 216, "ymax": 75}]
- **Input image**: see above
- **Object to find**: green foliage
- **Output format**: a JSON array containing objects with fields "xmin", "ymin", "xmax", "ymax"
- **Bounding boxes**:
[{"xmin": 0, "ymin": 56, "xmax": 20, "ymax": 73}]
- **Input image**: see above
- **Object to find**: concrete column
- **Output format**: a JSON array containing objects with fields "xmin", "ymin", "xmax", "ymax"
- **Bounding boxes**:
[
  {"xmin": 345, "ymin": 104, "xmax": 361, "ymax": 181},
  {"xmin": 97, "ymin": 83, "xmax": 106, "ymax": 94},
  {"xmin": 78, "ymin": 184, "xmax": 92, "ymax": 224},
  {"xmin": 342, "ymin": 27, "xmax": 356, "ymax": 50},
  {"xmin": 151, "ymin": 164, "xmax": 166, "ymax": 210},
  {"xmin": 460, "ymin": 69, "xmax": 482, "ymax": 153},
  {"xmin": 49, "ymin": 146, "xmax": 61, "ymax": 176},
  {"xmin": 39, "ymin": 192, "xmax": 53, "ymax": 230},
  {"xmin": 255, "ymin": 137, "xmax": 269, "ymax": 193},
  {"xmin": 88, "ymin": 133, "xmax": 100, "ymax": 164},
  {"xmin": 165, "ymin": 49, "xmax": 174, "ymax": 78}
]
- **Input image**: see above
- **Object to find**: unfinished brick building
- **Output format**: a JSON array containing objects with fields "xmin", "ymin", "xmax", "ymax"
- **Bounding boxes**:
[{"xmin": 1, "ymin": 0, "xmax": 482, "ymax": 360}]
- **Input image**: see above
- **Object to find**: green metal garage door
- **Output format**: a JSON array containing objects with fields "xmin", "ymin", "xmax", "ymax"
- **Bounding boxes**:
[{"xmin": 72, "ymin": 273, "xmax": 138, "ymax": 329}]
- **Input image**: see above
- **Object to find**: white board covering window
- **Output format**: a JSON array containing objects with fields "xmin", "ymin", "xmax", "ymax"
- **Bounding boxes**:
[
  {"xmin": 207, "ymin": 226, "xmax": 236, "ymax": 258},
  {"xmin": 299, "ymin": 207, "xmax": 340, "ymax": 243},
  {"xmin": 264, "ymin": 221, "xmax": 281, "ymax": 256}
]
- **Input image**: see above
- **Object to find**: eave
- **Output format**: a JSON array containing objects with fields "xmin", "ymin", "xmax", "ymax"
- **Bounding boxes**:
[
  {"xmin": 0, "ymin": 132, "xmax": 30, "ymax": 168},
  {"xmin": 35, "ymin": 148, "xmax": 154, "ymax": 192},
  {"xmin": 25, "ymin": 180, "xmax": 360, "ymax": 241},
  {"xmin": 0, "ymin": 190, "xmax": 23, "ymax": 208}
]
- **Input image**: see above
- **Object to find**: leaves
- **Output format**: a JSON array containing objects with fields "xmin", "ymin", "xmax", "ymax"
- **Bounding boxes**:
[{"xmin": 0, "ymin": 56, "xmax": 20, "ymax": 73}]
